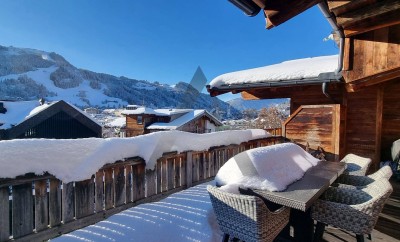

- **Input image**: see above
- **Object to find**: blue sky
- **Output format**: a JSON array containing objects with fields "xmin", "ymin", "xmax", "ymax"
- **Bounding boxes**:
[{"xmin": 0, "ymin": 0, "xmax": 338, "ymax": 101}]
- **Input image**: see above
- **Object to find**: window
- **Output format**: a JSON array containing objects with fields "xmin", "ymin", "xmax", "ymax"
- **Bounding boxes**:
[{"xmin": 137, "ymin": 116, "xmax": 143, "ymax": 124}]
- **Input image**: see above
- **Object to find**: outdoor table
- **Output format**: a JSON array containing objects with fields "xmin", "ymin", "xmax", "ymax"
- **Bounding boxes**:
[{"xmin": 246, "ymin": 160, "xmax": 345, "ymax": 242}]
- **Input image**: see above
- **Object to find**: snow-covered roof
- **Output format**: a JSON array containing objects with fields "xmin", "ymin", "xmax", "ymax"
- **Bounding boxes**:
[
  {"xmin": 0, "ymin": 100, "xmax": 44, "ymax": 129},
  {"xmin": 208, "ymin": 55, "xmax": 338, "ymax": 90},
  {"xmin": 121, "ymin": 107, "xmax": 169, "ymax": 116},
  {"xmin": 0, "ymin": 100, "xmax": 101, "ymax": 130},
  {"xmin": 107, "ymin": 117, "xmax": 126, "ymax": 128},
  {"xmin": 147, "ymin": 110, "xmax": 222, "ymax": 130},
  {"xmin": 0, "ymin": 129, "xmax": 270, "ymax": 182}
]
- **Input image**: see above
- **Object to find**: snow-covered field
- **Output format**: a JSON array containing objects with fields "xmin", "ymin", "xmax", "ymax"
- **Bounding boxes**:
[{"xmin": 52, "ymin": 181, "xmax": 222, "ymax": 242}]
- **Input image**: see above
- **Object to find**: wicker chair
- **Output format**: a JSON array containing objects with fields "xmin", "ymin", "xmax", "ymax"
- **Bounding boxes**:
[
  {"xmin": 312, "ymin": 179, "xmax": 393, "ymax": 242},
  {"xmin": 334, "ymin": 165, "xmax": 393, "ymax": 189},
  {"xmin": 207, "ymin": 185, "xmax": 290, "ymax": 242},
  {"xmin": 341, "ymin": 154, "xmax": 372, "ymax": 176}
]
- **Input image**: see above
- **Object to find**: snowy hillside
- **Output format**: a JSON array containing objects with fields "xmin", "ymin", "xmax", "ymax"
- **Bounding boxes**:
[
  {"xmin": 0, "ymin": 45, "xmax": 240, "ymax": 119},
  {"xmin": 227, "ymin": 98, "xmax": 289, "ymax": 111}
]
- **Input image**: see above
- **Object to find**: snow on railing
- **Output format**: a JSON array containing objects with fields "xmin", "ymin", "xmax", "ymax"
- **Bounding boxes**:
[{"xmin": 0, "ymin": 135, "xmax": 284, "ymax": 242}]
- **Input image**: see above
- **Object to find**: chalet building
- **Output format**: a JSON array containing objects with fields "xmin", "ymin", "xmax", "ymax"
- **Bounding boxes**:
[
  {"xmin": 207, "ymin": 0, "xmax": 400, "ymax": 171},
  {"xmin": 0, "ymin": 100, "xmax": 102, "ymax": 140},
  {"xmin": 121, "ymin": 105, "xmax": 222, "ymax": 137}
]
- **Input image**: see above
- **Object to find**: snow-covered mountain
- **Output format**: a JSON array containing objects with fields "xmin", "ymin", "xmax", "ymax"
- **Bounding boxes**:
[
  {"xmin": 0, "ymin": 45, "xmax": 240, "ymax": 119},
  {"xmin": 227, "ymin": 98, "xmax": 289, "ymax": 111}
]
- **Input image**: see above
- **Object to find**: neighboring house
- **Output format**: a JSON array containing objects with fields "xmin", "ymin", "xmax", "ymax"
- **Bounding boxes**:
[
  {"xmin": 103, "ymin": 117, "xmax": 126, "ymax": 138},
  {"xmin": 0, "ymin": 100, "xmax": 102, "ymax": 140},
  {"xmin": 121, "ymin": 105, "xmax": 222, "ymax": 137},
  {"xmin": 207, "ymin": 0, "xmax": 400, "ymax": 170}
]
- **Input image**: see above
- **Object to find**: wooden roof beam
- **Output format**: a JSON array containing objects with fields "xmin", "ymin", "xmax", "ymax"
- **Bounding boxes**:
[
  {"xmin": 336, "ymin": 0, "xmax": 400, "ymax": 29},
  {"xmin": 264, "ymin": 0, "xmax": 321, "ymax": 29},
  {"xmin": 328, "ymin": 0, "xmax": 376, "ymax": 16}
]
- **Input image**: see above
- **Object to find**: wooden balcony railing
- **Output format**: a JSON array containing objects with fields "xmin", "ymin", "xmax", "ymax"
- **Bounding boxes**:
[{"xmin": 0, "ymin": 136, "xmax": 283, "ymax": 242}]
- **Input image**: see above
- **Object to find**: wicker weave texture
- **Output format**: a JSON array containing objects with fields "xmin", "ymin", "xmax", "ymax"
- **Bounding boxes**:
[
  {"xmin": 335, "ymin": 165, "xmax": 393, "ymax": 189},
  {"xmin": 207, "ymin": 185, "xmax": 290, "ymax": 242},
  {"xmin": 312, "ymin": 179, "xmax": 393, "ymax": 235},
  {"xmin": 341, "ymin": 153, "xmax": 372, "ymax": 176}
]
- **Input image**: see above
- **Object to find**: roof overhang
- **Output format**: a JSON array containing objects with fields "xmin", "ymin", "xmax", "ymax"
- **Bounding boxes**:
[{"xmin": 207, "ymin": 55, "xmax": 342, "ymax": 97}]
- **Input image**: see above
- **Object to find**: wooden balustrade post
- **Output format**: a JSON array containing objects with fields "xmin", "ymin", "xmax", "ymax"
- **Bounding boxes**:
[
  {"xmin": 12, "ymin": 183, "xmax": 34, "ymax": 239},
  {"xmin": 0, "ymin": 187, "xmax": 10, "ymax": 241},
  {"xmin": 49, "ymin": 179, "xmax": 62, "ymax": 227},
  {"xmin": 62, "ymin": 182, "xmax": 74, "ymax": 223},
  {"xmin": 186, "ymin": 151, "xmax": 193, "ymax": 188},
  {"xmin": 34, "ymin": 180, "xmax": 48, "ymax": 232}
]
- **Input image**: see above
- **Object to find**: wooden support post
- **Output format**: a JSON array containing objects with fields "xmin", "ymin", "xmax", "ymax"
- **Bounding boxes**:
[
  {"xmin": 0, "ymin": 187, "xmax": 9, "ymax": 241},
  {"xmin": 62, "ymin": 182, "xmax": 74, "ymax": 223},
  {"xmin": 114, "ymin": 166, "xmax": 126, "ymax": 207},
  {"xmin": 34, "ymin": 180, "xmax": 48, "ymax": 232},
  {"xmin": 49, "ymin": 179, "xmax": 61, "ymax": 227},
  {"xmin": 95, "ymin": 171, "xmax": 104, "ymax": 212},
  {"xmin": 186, "ymin": 151, "xmax": 193, "ymax": 188},
  {"xmin": 12, "ymin": 183, "xmax": 34, "ymax": 239}
]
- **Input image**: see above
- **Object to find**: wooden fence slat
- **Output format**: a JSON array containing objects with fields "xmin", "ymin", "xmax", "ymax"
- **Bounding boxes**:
[
  {"xmin": 34, "ymin": 180, "xmax": 48, "ymax": 232},
  {"xmin": 133, "ymin": 164, "xmax": 145, "ymax": 200},
  {"xmin": 167, "ymin": 158, "xmax": 174, "ymax": 190},
  {"xmin": 95, "ymin": 171, "xmax": 104, "ymax": 212},
  {"xmin": 114, "ymin": 166, "xmax": 126, "ymax": 207},
  {"xmin": 174, "ymin": 157, "xmax": 181, "ymax": 188},
  {"xmin": 49, "ymin": 179, "xmax": 61, "ymax": 227},
  {"xmin": 125, "ymin": 166, "xmax": 133, "ymax": 203},
  {"xmin": 75, "ymin": 179, "xmax": 94, "ymax": 219},
  {"xmin": 0, "ymin": 187, "xmax": 10, "ymax": 241},
  {"xmin": 12, "ymin": 183, "xmax": 34, "ymax": 239},
  {"xmin": 156, "ymin": 160, "xmax": 162, "ymax": 194},
  {"xmin": 204, "ymin": 152, "xmax": 210, "ymax": 179},
  {"xmin": 104, "ymin": 168, "xmax": 114, "ymax": 210},
  {"xmin": 199, "ymin": 153, "xmax": 204, "ymax": 181},
  {"xmin": 192, "ymin": 153, "xmax": 199, "ymax": 183},
  {"xmin": 185, "ymin": 152, "xmax": 192, "ymax": 187},
  {"xmin": 161, "ymin": 159, "xmax": 168, "ymax": 192},
  {"xmin": 62, "ymin": 182, "xmax": 74, "ymax": 223},
  {"xmin": 145, "ymin": 169, "xmax": 156, "ymax": 197}
]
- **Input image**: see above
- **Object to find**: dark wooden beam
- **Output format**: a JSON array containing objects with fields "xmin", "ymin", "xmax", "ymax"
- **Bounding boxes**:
[
  {"xmin": 336, "ymin": 0, "xmax": 400, "ymax": 29},
  {"xmin": 329, "ymin": 0, "xmax": 376, "ymax": 16},
  {"xmin": 344, "ymin": 67, "xmax": 400, "ymax": 92},
  {"xmin": 263, "ymin": 0, "xmax": 321, "ymax": 29},
  {"xmin": 343, "ymin": 13, "xmax": 400, "ymax": 37}
]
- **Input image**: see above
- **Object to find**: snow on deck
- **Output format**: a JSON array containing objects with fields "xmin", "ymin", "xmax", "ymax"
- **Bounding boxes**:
[
  {"xmin": 0, "ymin": 129, "xmax": 269, "ymax": 182},
  {"xmin": 209, "ymin": 55, "xmax": 338, "ymax": 88},
  {"xmin": 52, "ymin": 181, "xmax": 222, "ymax": 242}
]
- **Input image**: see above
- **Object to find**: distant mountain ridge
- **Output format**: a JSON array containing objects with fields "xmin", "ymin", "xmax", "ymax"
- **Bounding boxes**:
[{"xmin": 0, "ymin": 45, "xmax": 241, "ymax": 119}]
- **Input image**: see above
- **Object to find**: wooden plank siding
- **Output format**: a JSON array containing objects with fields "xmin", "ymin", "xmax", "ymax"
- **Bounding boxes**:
[
  {"xmin": 0, "ymin": 136, "xmax": 283, "ymax": 242},
  {"xmin": 283, "ymin": 105, "xmax": 342, "ymax": 161},
  {"xmin": 381, "ymin": 79, "xmax": 400, "ymax": 161},
  {"xmin": 343, "ymin": 24, "xmax": 400, "ymax": 90}
]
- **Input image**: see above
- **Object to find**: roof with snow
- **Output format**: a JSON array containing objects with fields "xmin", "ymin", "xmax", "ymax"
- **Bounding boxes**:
[
  {"xmin": 121, "ymin": 106, "xmax": 191, "ymax": 116},
  {"xmin": 147, "ymin": 109, "xmax": 222, "ymax": 130},
  {"xmin": 0, "ymin": 100, "xmax": 45, "ymax": 129},
  {"xmin": 207, "ymin": 55, "xmax": 340, "ymax": 96},
  {"xmin": 0, "ymin": 100, "xmax": 102, "ymax": 139}
]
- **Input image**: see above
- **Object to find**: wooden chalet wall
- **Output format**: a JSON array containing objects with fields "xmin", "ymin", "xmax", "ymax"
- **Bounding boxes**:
[
  {"xmin": 381, "ymin": 79, "xmax": 400, "ymax": 161},
  {"xmin": 126, "ymin": 115, "xmax": 146, "ymax": 137},
  {"xmin": 343, "ymin": 24, "xmax": 400, "ymax": 91},
  {"xmin": 283, "ymin": 104, "xmax": 343, "ymax": 161}
]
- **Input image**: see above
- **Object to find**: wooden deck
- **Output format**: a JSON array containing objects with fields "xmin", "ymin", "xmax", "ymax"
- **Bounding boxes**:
[{"xmin": 319, "ymin": 177, "xmax": 400, "ymax": 242}]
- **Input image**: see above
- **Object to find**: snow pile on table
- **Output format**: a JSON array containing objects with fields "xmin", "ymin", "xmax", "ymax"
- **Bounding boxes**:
[
  {"xmin": 0, "ymin": 129, "xmax": 269, "ymax": 182},
  {"xmin": 209, "ymin": 55, "xmax": 338, "ymax": 88},
  {"xmin": 51, "ymin": 181, "xmax": 222, "ymax": 242},
  {"xmin": 215, "ymin": 143, "xmax": 320, "ymax": 192}
]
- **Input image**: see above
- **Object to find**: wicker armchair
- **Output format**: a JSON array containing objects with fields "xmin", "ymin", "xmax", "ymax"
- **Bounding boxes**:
[
  {"xmin": 334, "ymin": 165, "xmax": 393, "ymax": 189},
  {"xmin": 207, "ymin": 185, "xmax": 290, "ymax": 242},
  {"xmin": 341, "ymin": 154, "xmax": 372, "ymax": 176},
  {"xmin": 312, "ymin": 179, "xmax": 393, "ymax": 242}
]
